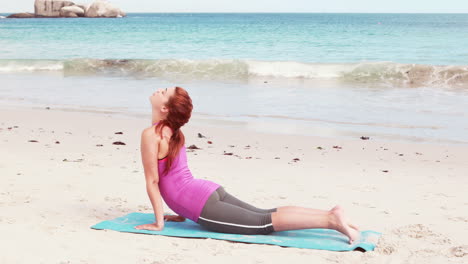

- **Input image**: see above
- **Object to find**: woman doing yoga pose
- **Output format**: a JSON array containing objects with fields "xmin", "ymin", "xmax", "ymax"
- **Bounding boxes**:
[{"xmin": 135, "ymin": 87, "xmax": 360, "ymax": 244}]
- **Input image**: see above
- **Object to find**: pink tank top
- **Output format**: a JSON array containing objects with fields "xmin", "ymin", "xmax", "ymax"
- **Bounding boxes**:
[{"xmin": 158, "ymin": 146, "xmax": 220, "ymax": 222}]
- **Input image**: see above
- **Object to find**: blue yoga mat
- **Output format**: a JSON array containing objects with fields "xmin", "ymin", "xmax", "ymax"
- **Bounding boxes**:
[{"xmin": 91, "ymin": 212, "xmax": 381, "ymax": 251}]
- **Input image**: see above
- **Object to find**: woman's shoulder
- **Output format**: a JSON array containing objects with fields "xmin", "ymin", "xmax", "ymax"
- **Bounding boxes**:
[
  {"xmin": 141, "ymin": 126, "xmax": 162, "ymax": 142},
  {"xmin": 141, "ymin": 125, "xmax": 172, "ymax": 141}
]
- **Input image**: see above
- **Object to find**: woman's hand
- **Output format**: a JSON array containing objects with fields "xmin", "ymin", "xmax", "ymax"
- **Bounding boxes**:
[
  {"xmin": 135, "ymin": 222, "xmax": 164, "ymax": 231},
  {"xmin": 164, "ymin": 215, "xmax": 186, "ymax": 222}
]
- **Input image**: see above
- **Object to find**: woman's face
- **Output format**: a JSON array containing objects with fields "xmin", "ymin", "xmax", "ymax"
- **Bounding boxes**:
[{"xmin": 150, "ymin": 87, "xmax": 176, "ymax": 110}]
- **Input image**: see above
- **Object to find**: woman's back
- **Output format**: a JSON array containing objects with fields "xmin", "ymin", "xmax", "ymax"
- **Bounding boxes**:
[{"xmin": 158, "ymin": 145, "xmax": 220, "ymax": 222}]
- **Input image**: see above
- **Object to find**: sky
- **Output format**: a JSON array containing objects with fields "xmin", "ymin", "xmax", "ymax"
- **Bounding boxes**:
[{"xmin": 2, "ymin": 0, "xmax": 468, "ymax": 13}]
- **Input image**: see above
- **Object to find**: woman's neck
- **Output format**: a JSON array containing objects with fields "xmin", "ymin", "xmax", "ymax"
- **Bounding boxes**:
[{"xmin": 151, "ymin": 110, "xmax": 164, "ymax": 126}]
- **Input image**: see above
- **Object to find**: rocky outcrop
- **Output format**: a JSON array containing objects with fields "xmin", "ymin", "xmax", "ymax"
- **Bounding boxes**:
[
  {"xmin": 59, "ymin": 10, "xmax": 79, "ymax": 17},
  {"xmin": 60, "ymin": 5, "xmax": 85, "ymax": 17},
  {"xmin": 75, "ymin": 4, "xmax": 88, "ymax": 13},
  {"xmin": 85, "ymin": 0, "xmax": 126, "ymax": 18},
  {"xmin": 6, "ymin": 13, "xmax": 36, "ymax": 18},
  {"xmin": 34, "ymin": 0, "xmax": 75, "ymax": 17},
  {"xmin": 7, "ymin": 0, "xmax": 125, "ymax": 18}
]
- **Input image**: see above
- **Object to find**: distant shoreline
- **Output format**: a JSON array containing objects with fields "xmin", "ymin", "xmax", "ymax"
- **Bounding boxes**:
[{"xmin": 2, "ymin": 12, "xmax": 468, "ymax": 15}]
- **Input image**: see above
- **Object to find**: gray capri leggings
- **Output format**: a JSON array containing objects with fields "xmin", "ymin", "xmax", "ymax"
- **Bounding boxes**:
[{"xmin": 197, "ymin": 186, "xmax": 277, "ymax": 235}]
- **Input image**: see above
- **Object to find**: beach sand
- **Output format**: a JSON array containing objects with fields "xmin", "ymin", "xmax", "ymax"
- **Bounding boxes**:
[{"xmin": 0, "ymin": 106, "xmax": 467, "ymax": 263}]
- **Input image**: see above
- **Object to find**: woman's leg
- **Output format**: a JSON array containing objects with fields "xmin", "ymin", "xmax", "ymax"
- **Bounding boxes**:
[
  {"xmin": 271, "ymin": 205, "xmax": 360, "ymax": 244},
  {"xmin": 202, "ymin": 187, "xmax": 359, "ymax": 243},
  {"xmin": 220, "ymin": 188, "xmax": 359, "ymax": 237},
  {"xmin": 273, "ymin": 206, "xmax": 359, "ymax": 230},
  {"xmin": 198, "ymin": 193, "xmax": 275, "ymax": 235},
  {"xmin": 218, "ymin": 187, "xmax": 277, "ymax": 213}
]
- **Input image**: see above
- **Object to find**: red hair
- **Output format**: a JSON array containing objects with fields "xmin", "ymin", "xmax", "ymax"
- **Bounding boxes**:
[{"xmin": 155, "ymin": 87, "xmax": 193, "ymax": 175}]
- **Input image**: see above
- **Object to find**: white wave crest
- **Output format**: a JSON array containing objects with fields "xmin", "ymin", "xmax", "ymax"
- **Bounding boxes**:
[
  {"xmin": 0, "ymin": 60, "xmax": 63, "ymax": 72},
  {"xmin": 1, "ymin": 59, "xmax": 467, "ymax": 88},
  {"xmin": 247, "ymin": 60, "xmax": 348, "ymax": 79},
  {"xmin": 62, "ymin": 58, "xmax": 249, "ymax": 80},
  {"xmin": 247, "ymin": 61, "xmax": 468, "ymax": 87}
]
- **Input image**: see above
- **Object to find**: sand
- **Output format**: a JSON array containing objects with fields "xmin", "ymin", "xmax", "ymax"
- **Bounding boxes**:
[{"xmin": 0, "ymin": 106, "xmax": 467, "ymax": 264}]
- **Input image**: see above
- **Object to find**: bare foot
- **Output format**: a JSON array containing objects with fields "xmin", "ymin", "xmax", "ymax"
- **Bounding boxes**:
[
  {"xmin": 330, "ymin": 205, "xmax": 360, "ymax": 244},
  {"xmin": 343, "ymin": 211, "xmax": 360, "ymax": 232},
  {"xmin": 349, "ymin": 222, "xmax": 359, "ymax": 231}
]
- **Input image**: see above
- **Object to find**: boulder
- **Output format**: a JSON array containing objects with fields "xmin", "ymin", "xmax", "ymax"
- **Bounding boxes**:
[
  {"xmin": 75, "ymin": 4, "xmax": 88, "ymax": 12},
  {"xmin": 60, "ymin": 5, "xmax": 85, "ymax": 17},
  {"xmin": 34, "ymin": 0, "xmax": 75, "ymax": 17},
  {"xmin": 60, "ymin": 10, "xmax": 79, "ymax": 17},
  {"xmin": 7, "ymin": 13, "xmax": 36, "ymax": 18},
  {"xmin": 85, "ymin": 0, "xmax": 125, "ymax": 18}
]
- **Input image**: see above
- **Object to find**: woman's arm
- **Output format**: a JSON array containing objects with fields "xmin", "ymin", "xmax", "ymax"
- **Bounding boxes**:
[{"xmin": 135, "ymin": 127, "xmax": 165, "ymax": 231}]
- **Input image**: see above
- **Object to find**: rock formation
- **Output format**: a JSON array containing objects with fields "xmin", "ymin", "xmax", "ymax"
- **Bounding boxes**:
[
  {"xmin": 6, "ymin": 13, "xmax": 36, "ymax": 18},
  {"xmin": 59, "ymin": 10, "xmax": 79, "ymax": 17},
  {"xmin": 7, "ymin": 0, "xmax": 125, "ymax": 18},
  {"xmin": 75, "ymin": 4, "xmax": 88, "ymax": 13},
  {"xmin": 34, "ymin": 0, "xmax": 75, "ymax": 17},
  {"xmin": 60, "ymin": 5, "xmax": 85, "ymax": 17},
  {"xmin": 85, "ymin": 0, "xmax": 126, "ymax": 18}
]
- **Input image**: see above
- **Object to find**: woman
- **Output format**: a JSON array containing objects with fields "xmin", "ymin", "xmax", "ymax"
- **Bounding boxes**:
[{"xmin": 135, "ymin": 87, "xmax": 360, "ymax": 244}]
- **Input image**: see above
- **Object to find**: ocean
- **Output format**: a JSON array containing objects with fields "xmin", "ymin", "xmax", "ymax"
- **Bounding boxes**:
[{"xmin": 1, "ymin": 13, "xmax": 468, "ymax": 143}]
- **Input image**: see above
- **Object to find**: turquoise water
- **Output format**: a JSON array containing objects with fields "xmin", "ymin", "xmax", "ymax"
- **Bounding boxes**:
[
  {"xmin": 1, "ymin": 13, "xmax": 468, "ymax": 143},
  {"xmin": 1, "ymin": 13, "xmax": 468, "ymax": 64}
]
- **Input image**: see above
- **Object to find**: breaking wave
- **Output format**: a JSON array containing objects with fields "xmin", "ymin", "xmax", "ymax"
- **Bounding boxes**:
[{"xmin": 1, "ymin": 59, "xmax": 468, "ymax": 88}]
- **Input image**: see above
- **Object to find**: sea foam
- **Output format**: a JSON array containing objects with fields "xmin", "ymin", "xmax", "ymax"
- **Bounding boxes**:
[{"xmin": 1, "ymin": 59, "xmax": 467, "ymax": 88}]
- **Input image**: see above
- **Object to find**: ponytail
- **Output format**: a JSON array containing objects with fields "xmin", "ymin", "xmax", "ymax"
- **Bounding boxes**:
[{"xmin": 154, "ymin": 87, "xmax": 192, "ymax": 175}]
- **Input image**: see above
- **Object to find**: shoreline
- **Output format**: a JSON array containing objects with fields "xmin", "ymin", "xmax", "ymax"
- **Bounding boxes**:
[
  {"xmin": 2, "ymin": 69, "xmax": 468, "ymax": 145},
  {"xmin": 2, "ymin": 103, "xmax": 467, "ymax": 146}
]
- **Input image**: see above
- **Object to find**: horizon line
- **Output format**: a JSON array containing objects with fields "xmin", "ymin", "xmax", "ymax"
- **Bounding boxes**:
[{"xmin": 2, "ymin": 11, "xmax": 468, "ymax": 14}]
